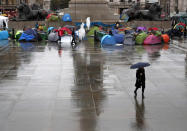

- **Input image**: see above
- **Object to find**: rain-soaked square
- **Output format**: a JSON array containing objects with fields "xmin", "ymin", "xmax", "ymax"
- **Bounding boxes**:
[
  {"xmin": 0, "ymin": 38, "xmax": 187, "ymax": 131},
  {"xmin": 0, "ymin": 0, "xmax": 187, "ymax": 130}
]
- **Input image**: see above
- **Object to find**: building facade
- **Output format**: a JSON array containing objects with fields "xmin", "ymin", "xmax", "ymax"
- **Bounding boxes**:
[
  {"xmin": 0, "ymin": 0, "xmax": 28, "ymax": 12},
  {"xmin": 107, "ymin": 0, "xmax": 157, "ymax": 15},
  {"xmin": 0, "ymin": 0, "xmax": 51, "ymax": 12},
  {"xmin": 43, "ymin": 0, "xmax": 50, "ymax": 10},
  {"xmin": 169, "ymin": 0, "xmax": 187, "ymax": 16}
]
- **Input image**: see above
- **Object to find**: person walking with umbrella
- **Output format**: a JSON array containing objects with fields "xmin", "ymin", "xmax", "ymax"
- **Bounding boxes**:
[
  {"xmin": 134, "ymin": 67, "xmax": 145, "ymax": 97},
  {"xmin": 130, "ymin": 62, "xmax": 150, "ymax": 97}
]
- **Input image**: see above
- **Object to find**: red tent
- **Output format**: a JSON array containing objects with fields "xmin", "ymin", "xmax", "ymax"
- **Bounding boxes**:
[
  {"xmin": 148, "ymin": 27, "xmax": 159, "ymax": 31},
  {"xmin": 46, "ymin": 13, "xmax": 56, "ymax": 19},
  {"xmin": 178, "ymin": 22, "xmax": 186, "ymax": 27},
  {"xmin": 55, "ymin": 27, "xmax": 72, "ymax": 37}
]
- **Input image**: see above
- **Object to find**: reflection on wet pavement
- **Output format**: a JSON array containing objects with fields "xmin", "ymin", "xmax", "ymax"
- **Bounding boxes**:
[
  {"xmin": 0, "ymin": 39, "xmax": 187, "ymax": 131},
  {"xmin": 131, "ymin": 96, "xmax": 146, "ymax": 131}
]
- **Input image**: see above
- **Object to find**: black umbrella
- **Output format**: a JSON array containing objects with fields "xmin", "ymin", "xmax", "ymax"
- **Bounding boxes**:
[{"xmin": 130, "ymin": 62, "xmax": 150, "ymax": 69}]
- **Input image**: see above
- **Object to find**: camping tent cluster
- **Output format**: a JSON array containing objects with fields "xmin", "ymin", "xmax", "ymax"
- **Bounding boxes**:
[
  {"xmin": 166, "ymin": 16, "xmax": 187, "ymax": 38},
  {"xmin": 14, "ymin": 26, "xmax": 75, "ymax": 43},
  {"xmin": 1, "ymin": 12, "xmax": 186, "ymax": 50},
  {"xmin": 94, "ymin": 26, "xmax": 170, "ymax": 46}
]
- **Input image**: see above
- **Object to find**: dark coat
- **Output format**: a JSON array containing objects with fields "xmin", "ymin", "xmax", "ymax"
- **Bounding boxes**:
[{"xmin": 135, "ymin": 68, "xmax": 145, "ymax": 87}]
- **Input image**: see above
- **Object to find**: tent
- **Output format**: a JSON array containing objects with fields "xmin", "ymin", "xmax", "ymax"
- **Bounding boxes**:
[
  {"xmin": 38, "ymin": 32, "xmax": 48, "ymax": 41},
  {"xmin": 86, "ymin": 17, "xmax": 91, "ymax": 30},
  {"xmin": 48, "ymin": 27, "xmax": 55, "ymax": 33},
  {"xmin": 62, "ymin": 14, "xmax": 72, "ymax": 22},
  {"xmin": 15, "ymin": 30, "xmax": 23, "ymax": 40},
  {"xmin": 19, "ymin": 29, "xmax": 41, "ymax": 42},
  {"xmin": 136, "ymin": 27, "xmax": 147, "ymax": 32},
  {"xmin": 112, "ymin": 29, "xmax": 119, "ymax": 35},
  {"xmin": 174, "ymin": 22, "xmax": 186, "ymax": 30},
  {"xmin": 101, "ymin": 35, "xmax": 116, "ymax": 45},
  {"xmin": 161, "ymin": 34, "xmax": 170, "ymax": 43},
  {"xmin": 55, "ymin": 27, "xmax": 72, "ymax": 37},
  {"xmin": 113, "ymin": 34, "xmax": 124, "ymax": 44},
  {"xmin": 48, "ymin": 32, "xmax": 59, "ymax": 42},
  {"xmin": 123, "ymin": 34, "xmax": 135, "ymax": 45},
  {"xmin": 47, "ymin": 14, "xmax": 59, "ymax": 21},
  {"xmin": 148, "ymin": 27, "xmax": 159, "ymax": 31},
  {"xmin": 94, "ymin": 31, "xmax": 107, "ymax": 41},
  {"xmin": 87, "ymin": 26, "xmax": 100, "ymax": 37},
  {"xmin": 143, "ymin": 35, "xmax": 162, "ymax": 45},
  {"xmin": 135, "ymin": 32, "xmax": 148, "ymax": 45},
  {"xmin": 154, "ymin": 31, "xmax": 162, "ymax": 36},
  {"xmin": 46, "ymin": 13, "xmax": 55, "ymax": 19},
  {"xmin": 166, "ymin": 29, "xmax": 183, "ymax": 37},
  {"xmin": 60, "ymin": 35, "xmax": 72, "ymax": 43},
  {"xmin": 0, "ymin": 30, "xmax": 8, "ymax": 40}
]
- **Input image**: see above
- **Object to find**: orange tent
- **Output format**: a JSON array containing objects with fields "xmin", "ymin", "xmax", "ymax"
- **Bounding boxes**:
[{"xmin": 161, "ymin": 34, "xmax": 170, "ymax": 43}]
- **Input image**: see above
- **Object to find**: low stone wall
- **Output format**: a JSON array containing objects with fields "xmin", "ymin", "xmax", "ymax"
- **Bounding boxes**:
[{"xmin": 8, "ymin": 20, "xmax": 172, "ymax": 30}]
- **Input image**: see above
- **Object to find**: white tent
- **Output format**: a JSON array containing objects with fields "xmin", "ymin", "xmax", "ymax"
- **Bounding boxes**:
[
  {"xmin": 0, "ymin": 16, "xmax": 8, "ymax": 29},
  {"xmin": 86, "ymin": 17, "xmax": 90, "ymax": 30},
  {"xmin": 78, "ymin": 23, "xmax": 85, "ymax": 41}
]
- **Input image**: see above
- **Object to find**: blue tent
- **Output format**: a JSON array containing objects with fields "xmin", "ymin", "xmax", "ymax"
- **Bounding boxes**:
[
  {"xmin": 19, "ymin": 33, "xmax": 35, "ymax": 42},
  {"xmin": 101, "ymin": 35, "xmax": 116, "ymax": 45},
  {"xmin": 19, "ymin": 29, "xmax": 41, "ymax": 42},
  {"xmin": 48, "ymin": 27, "xmax": 55, "ymax": 32},
  {"xmin": 0, "ymin": 30, "xmax": 8, "ymax": 40},
  {"xmin": 113, "ymin": 34, "xmax": 125, "ymax": 44},
  {"xmin": 62, "ymin": 14, "xmax": 72, "ymax": 22},
  {"xmin": 112, "ymin": 29, "xmax": 119, "ymax": 35}
]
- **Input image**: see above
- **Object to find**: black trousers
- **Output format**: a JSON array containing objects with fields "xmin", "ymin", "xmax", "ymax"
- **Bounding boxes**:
[{"xmin": 135, "ymin": 81, "xmax": 145, "ymax": 94}]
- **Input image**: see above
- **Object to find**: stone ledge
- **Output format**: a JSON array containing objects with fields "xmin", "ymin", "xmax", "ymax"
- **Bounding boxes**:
[{"xmin": 8, "ymin": 20, "xmax": 172, "ymax": 30}]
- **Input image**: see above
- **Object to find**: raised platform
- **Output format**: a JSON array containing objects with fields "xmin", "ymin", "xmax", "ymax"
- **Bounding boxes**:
[{"xmin": 63, "ymin": 0, "xmax": 119, "ymax": 21}]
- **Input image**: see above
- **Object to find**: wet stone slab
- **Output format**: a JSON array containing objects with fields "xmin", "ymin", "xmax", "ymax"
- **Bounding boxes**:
[{"xmin": 0, "ymin": 40, "xmax": 187, "ymax": 131}]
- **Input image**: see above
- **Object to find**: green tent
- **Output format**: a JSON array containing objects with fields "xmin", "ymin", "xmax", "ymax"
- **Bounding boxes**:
[
  {"xmin": 135, "ymin": 32, "xmax": 148, "ymax": 45},
  {"xmin": 15, "ymin": 30, "xmax": 23, "ymax": 40},
  {"xmin": 95, "ymin": 31, "xmax": 107, "ymax": 41},
  {"xmin": 87, "ymin": 26, "xmax": 100, "ymax": 37},
  {"xmin": 38, "ymin": 32, "xmax": 48, "ymax": 41},
  {"xmin": 155, "ymin": 31, "xmax": 162, "ymax": 36},
  {"xmin": 47, "ymin": 15, "xmax": 59, "ymax": 22}
]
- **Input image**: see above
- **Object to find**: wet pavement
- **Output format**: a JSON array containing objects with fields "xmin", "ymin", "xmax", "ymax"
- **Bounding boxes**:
[{"xmin": 0, "ymin": 39, "xmax": 187, "ymax": 131}]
